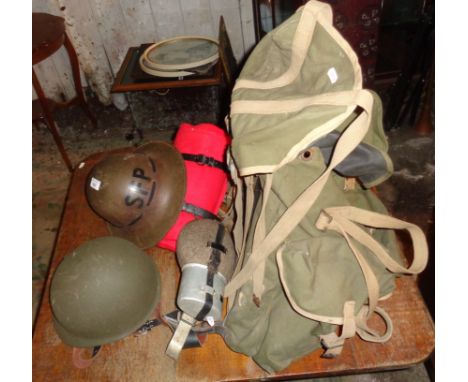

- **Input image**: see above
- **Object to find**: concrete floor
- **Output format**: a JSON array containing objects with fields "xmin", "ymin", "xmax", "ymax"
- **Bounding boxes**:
[{"xmin": 32, "ymin": 97, "xmax": 434, "ymax": 381}]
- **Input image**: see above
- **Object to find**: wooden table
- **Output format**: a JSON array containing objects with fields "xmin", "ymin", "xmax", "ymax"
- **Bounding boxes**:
[
  {"xmin": 111, "ymin": 46, "xmax": 224, "ymax": 94},
  {"xmin": 110, "ymin": 17, "xmax": 234, "ymax": 94},
  {"xmin": 109, "ymin": 45, "xmax": 227, "ymax": 132},
  {"xmin": 32, "ymin": 150, "xmax": 435, "ymax": 381}
]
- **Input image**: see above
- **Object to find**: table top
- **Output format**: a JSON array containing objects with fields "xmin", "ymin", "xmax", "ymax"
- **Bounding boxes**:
[
  {"xmin": 111, "ymin": 46, "xmax": 223, "ymax": 93},
  {"xmin": 32, "ymin": 149, "xmax": 435, "ymax": 381}
]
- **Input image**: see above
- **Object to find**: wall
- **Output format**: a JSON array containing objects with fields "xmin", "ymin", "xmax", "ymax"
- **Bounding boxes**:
[{"xmin": 32, "ymin": 0, "xmax": 255, "ymax": 105}]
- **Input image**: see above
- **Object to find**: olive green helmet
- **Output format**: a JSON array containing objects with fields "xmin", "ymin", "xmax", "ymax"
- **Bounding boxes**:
[
  {"xmin": 50, "ymin": 236, "xmax": 161, "ymax": 348},
  {"xmin": 86, "ymin": 141, "xmax": 186, "ymax": 249}
]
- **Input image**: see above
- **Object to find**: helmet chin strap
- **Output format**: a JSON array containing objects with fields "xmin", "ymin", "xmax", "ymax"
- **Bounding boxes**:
[
  {"xmin": 70, "ymin": 306, "xmax": 212, "ymax": 368},
  {"xmin": 70, "ymin": 306, "xmax": 164, "ymax": 369},
  {"xmin": 72, "ymin": 346, "xmax": 101, "ymax": 369}
]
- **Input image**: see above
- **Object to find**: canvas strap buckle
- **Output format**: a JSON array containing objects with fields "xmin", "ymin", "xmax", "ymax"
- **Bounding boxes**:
[{"xmin": 315, "ymin": 210, "xmax": 335, "ymax": 231}]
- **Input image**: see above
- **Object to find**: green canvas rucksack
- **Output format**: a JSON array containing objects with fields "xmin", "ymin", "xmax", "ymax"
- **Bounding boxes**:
[{"xmin": 221, "ymin": 0, "xmax": 428, "ymax": 372}]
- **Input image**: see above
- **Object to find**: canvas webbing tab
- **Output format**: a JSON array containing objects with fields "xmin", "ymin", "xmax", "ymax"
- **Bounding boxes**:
[
  {"xmin": 227, "ymin": 174, "xmax": 253, "ymax": 311},
  {"xmin": 231, "ymin": 193, "xmax": 242, "ymax": 254},
  {"xmin": 319, "ymin": 303, "xmax": 393, "ymax": 357},
  {"xmin": 251, "ymin": 173, "xmax": 273, "ymax": 301},
  {"xmin": 319, "ymin": 301, "xmax": 356, "ymax": 358},
  {"xmin": 230, "ymin": 159, "xmax": 244, "ymax": 255},
  {"xmin": 166, "ymin": 313, "xmax": 197, "ymax": 360},
  {"xmin": 242, "ymin": 177, "xmax": 255, "ymax": 257},
  {"xmin": 224, "ymin": 91, "xmax": 373, "ymax": 298},
  {"xmin": 231, "ymin": 176, "xmax": 255, "ymax": 280}
]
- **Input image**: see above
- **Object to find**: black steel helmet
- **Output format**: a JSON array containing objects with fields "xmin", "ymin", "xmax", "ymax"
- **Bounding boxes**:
[
  {"xmin": 50, "ymin": 236, "xmax": 161, "ymax": 348},
  {"xmin": 85, "ymin": 141, "xmax": 186, "ymax": 249}
]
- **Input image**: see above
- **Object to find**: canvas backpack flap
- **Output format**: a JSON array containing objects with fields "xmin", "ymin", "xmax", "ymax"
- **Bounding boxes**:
[
  {"xmin": 229, "ymin": 1, "xmax": 363, "ymax": 177},
  {"xmin": 230, "ymin": 0, "xmax": 391, "ymax": 186},
  {"xmin": 278, "ymin": 227, "xmax": 401, "ymax": 320},
  {"xmin": 233, "ymin": 15, "xmax": 356, "ymax": 100},
  {"xmin": 230, "ymin": 104, "xmax": 349, "ymax": 175},
  {"xmin": 231, "ymin": 89, "xmax": 392, "ymax": 186}
]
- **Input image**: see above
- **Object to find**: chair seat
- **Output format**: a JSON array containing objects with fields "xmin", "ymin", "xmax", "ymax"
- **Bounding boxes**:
[{"xmin": 32, "ymin": 13, "xmax": 66, "ymax": 65}]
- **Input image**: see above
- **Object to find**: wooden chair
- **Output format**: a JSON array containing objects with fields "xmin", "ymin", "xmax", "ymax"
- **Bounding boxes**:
[{"xmin": 32, "ymin": 12, "xmax": 97, "ymax": 172}]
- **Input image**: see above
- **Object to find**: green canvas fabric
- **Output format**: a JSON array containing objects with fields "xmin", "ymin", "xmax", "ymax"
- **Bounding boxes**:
[
  {"xmin": 229, "ymin": 3, "xmax": 392, "ymax": 187},
  {"xmin": 222, "ymin": 0, "xmax": 428, "ymax": 374},
  {"xmin": 223, "ymin": 150, "xmax": 402, "ymax": 372}
]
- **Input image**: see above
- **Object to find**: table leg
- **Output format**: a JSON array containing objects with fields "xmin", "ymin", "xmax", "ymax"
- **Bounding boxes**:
[
  {"xmin": 64, "ymin": 33, "xmax": 97, "ymax": 129},
  {"xmin": 32, "ymin": 68, "xmax": 73, "ymax": 172}
]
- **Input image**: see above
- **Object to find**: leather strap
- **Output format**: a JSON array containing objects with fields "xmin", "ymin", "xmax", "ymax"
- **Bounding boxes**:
[
  {"xmin": 135, "ymin": 318, "xmax": 162, "ymax": 336},
  {"xmin": 182, "ymin": 153, "xmax": 229, "ymax": 173},
  {"xmin": 182, "ymin": 202, "xmax": 219, "ymax": 220},
  {"xmin": 195, "ymin": 224, "xmax": 226, "ymax": 321},
  {"xmin": 72, "ymin": 346, "xmax": 101, "ymax": 369}
]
